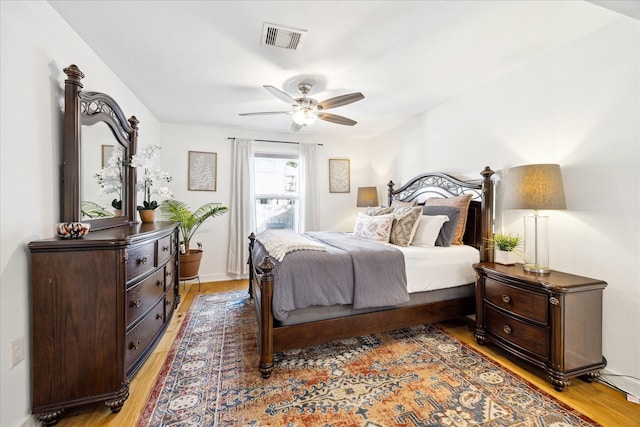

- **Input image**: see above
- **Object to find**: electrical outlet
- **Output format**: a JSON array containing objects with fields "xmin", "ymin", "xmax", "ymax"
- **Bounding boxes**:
[{"xmin": 11, "ymin": 337, "xmax": 25, "ymax": 367}]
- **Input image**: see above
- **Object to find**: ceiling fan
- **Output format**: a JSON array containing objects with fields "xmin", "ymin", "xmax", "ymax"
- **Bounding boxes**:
[{"xmin": 239, "ymin": 84, "xmax": 364, "ymax": 131}]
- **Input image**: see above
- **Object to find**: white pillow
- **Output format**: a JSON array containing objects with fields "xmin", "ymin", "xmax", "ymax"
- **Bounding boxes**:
[
  {"xmin": 353, "ymin": 212, "xmax": 394, "ymax": 242},
  {"xmin": 411, "ymin": 215, "xmax": 450, "ymax": 247}
]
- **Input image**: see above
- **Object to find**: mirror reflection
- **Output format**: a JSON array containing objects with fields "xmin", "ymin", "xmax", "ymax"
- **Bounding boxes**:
[{"xmin": 81, "ymin": 122, "xmax": 125, "ymax": 220}]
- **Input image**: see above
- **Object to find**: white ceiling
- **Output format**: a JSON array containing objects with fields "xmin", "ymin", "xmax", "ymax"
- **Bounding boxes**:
[{"xmin": 49, "ymin": 0, "xmax": 635, "ymax": 141}]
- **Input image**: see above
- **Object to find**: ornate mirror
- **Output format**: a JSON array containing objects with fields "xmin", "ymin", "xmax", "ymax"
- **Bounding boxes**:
[{"xmin": 62, "ymin": 64, "xmax": 138, "ymax": 230}]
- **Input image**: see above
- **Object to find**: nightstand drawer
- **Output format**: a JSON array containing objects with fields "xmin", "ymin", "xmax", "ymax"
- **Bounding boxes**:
[
  {"xmin": 484, "ymin": 278, "xmax": 548, "ymax": 324},
  {"xmin": 485, "ymin": 305, "xmax": 549, "ymax": 359}
]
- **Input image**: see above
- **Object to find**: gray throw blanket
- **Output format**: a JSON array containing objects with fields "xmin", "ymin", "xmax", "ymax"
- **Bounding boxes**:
[{"xmin": 253, "ymin": 231, "xmax": 408, "ymax": 321}]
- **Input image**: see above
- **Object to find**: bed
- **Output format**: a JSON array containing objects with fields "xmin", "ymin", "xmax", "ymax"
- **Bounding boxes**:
[{"xmin": 248, "ymin": 166, "xmax": 495, "ymax": 378}]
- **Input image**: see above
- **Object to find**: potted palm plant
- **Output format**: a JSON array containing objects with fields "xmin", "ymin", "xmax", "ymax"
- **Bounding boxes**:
[
  {"xmin": 487, "ymin": 232, "xmax": 522, "ymax": 265},
  {"xmin": 160, "ymin": 199, "xmax": 228, "ymax": 277}
]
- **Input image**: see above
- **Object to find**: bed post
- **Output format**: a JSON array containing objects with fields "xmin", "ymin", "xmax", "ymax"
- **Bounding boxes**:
[
  {"xmin": 480, "ymin": 166, "xmax": 495, "ymax": 262},
  {"xmin": 387, "ymin": 180, "xmax": 395, "ymax": 206},
  {"xmin": 257, "ymin": 256, "xmax": 275, "ymax": 379}
]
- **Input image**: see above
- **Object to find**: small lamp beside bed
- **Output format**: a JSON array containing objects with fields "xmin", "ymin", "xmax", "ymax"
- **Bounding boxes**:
[
  {"xmin": 356, "ymin": 186, "xmax": 379, "ymax": 207},
  {"xmin": 503, "ymin": 164, "xmax": 566, "ymax": 274}
]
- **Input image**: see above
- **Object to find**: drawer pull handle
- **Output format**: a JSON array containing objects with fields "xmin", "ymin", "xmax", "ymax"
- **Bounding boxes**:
[
  {"xmin": 502, "ymin": 295, "xmax": 511, "ymax": 303},
  {"xmin": 137, "ymin": 256, "xmax": 148, "ymax": 265},
  {"xmin": 503, "ymin": 325, "xmax": 512, "ymax": 334},
  {"xmin": 156, "ymin": 313, "xmax": 165, "ymax": 321},
  {"xmin": 156, "ymin": 280, "xmax": 163, "ymax": 287},
  {"xmin": 130, "ymin": 341, "xmax": 140, "ymax": 350},
  {"xmin": 131, "ymin": 299, "xmax": 141, "ymax": 308},
  {"xmin": 163, "ymin": 245, "xmax": 170, "ymax": 251}
]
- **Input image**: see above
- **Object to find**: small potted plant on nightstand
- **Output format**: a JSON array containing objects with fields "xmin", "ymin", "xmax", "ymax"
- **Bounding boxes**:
[{"xmin": 488, "ymin": 232, "xmax": 522, "ymax": 265}]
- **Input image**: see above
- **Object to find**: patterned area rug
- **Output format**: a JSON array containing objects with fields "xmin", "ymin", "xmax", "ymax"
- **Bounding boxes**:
[{"xmin": 137, "ymin": 291, "xmax": 599, "ymax": 426}]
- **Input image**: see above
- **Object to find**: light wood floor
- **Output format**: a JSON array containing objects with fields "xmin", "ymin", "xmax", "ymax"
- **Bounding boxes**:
[{"xmin": 55, "ymin": 280, "xmax": 640, "ymax": 426}]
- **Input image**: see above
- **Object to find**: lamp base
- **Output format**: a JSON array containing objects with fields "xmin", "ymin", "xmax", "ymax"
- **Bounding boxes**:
[{"xmin": 523, "ymin": 263, "xmax": 551, "ymax": 274}]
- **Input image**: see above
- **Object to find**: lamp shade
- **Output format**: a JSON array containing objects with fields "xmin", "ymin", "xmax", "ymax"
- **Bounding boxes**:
[
  {"xmin": 356, "ymin": 187, "xmax": 379, "ymax": 207},
  {"xmin": 503, "ymin": 164, "xmax": 566, "ymax": 211}
]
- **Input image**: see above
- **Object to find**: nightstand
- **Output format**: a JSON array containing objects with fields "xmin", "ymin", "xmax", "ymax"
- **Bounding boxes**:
[{"xmin": 473, "ymin": 262, "xmax": 607, "ymax": 391}]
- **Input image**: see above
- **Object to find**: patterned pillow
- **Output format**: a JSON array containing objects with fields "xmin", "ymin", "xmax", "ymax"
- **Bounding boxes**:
[
  {"xmin": 411, "ymin": 215, "xmax": 450, "ymax": 247},
  {"xmin": 353, "ymin": 212, "xmax": 394, "ymax": 242},
  {"xmin": 389, "ymin": 206, "xmax": 423, "ymax": 247},
  {"xmin": 364, "ymin": 206, "xmax": 394, "ymax": 216},
  {"xmin": 390, "ymin": 199, "xmax": 417, "ymax": 208},
  {"xmin": 424, "ymin": 194, "xmax": 472, "ymax": 245}
]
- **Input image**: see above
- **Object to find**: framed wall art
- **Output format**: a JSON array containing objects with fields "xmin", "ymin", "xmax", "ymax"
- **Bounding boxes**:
[
  {"xmin": 188, "ymin": 151, "xmax": 217, "ymax": 191},
  {"xmin": 101, "ymin": 145, "xmax": 114, "ymax": 168},
  {"xmin": 329, "ymin": 158, "xmax": 350, "ymax": 193}
]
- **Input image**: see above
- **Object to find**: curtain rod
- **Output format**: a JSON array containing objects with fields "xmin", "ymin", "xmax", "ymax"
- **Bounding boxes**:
[{"xmin": 227, "ymin": 137, "xmax": 322, "ymax": 146}]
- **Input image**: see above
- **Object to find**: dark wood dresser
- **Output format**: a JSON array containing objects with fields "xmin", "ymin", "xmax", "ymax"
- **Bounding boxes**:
[
  {"xmin": 473, "ymin": 262, "xmax": 607, "ymax": 391},
  {"xmin": 28, "ymin": 221, "xmax": 179, "ymax": 424}
]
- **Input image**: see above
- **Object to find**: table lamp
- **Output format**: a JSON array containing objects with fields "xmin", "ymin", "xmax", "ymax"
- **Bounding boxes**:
[
  {"xmin": 502, "ymin": 164, "xmax": 566, "ymax": 273},
  {"xmin": 356, "ymin": 187, "xmax": 379, "ymax": 207}
]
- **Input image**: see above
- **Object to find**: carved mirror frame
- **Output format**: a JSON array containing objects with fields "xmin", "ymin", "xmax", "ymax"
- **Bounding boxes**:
[{"xmin": 62, "ymin": 64, "xmax": 138, "ymax": 230}]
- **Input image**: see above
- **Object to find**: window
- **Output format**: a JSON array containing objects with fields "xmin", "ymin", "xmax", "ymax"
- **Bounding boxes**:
[{"xmin": 254, "ymin": 153, "xmax": 300, "ymax": 232}]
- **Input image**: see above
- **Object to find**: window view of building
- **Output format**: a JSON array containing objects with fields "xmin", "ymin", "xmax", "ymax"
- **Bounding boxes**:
[{"xmin": 254, "ymin": 153, "xmax": 299, "ymax": 232}]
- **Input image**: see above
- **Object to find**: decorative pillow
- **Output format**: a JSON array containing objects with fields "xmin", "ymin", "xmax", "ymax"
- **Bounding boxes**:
[
  {"xmin": 423, "ymin": 206, "xmax": 460, "ymax": 247},
  {"xmin": 389, "ymin": 206, "xmax": 423, "ymax": 247},
  {"xmin": 411, "ymin": 215, "xmax": 450, "ymax": 247},
  {"xmin": 353, "ymin": 212, "xmax": 394, "ymax": 243},
  {"xmin": 391, "ymin": 199, "xmax": 417, "ymax": 208},
  {"xmin": 364, "ymin": 206, "xmax": 393, "ymax": 216},
  {"xmin": 424, "ymin": 194, "xmax": 472, "ymax": 245}
]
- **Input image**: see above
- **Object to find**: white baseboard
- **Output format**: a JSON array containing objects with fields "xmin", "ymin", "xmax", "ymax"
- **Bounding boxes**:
[{"xmin": 600, "ymin": 368, "xmax": 640, "ymax": 400}]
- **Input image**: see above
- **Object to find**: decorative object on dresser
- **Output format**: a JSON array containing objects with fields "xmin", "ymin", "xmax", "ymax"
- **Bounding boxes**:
[
  {"xmin": 28, "ymin": 64, "xmax": 180, "ymax": 425},
  {"xmin": 356, "ymin": 186, "xmax": 379, "ymax": 207},
  {"xmin": 160, "ymin": 199, "xmax": 229, "ymax": 278},
  {"xmin": 473, "ymin": 262, "xmax": 607, "ymax": 391},
  {"xmin": 502, "ymin": 164, "xmax": 566, "ymax": 273}
]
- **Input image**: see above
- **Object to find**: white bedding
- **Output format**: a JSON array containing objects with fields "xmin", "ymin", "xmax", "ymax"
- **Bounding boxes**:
[{"xmin": 394, "ymin": 244, "xmax": 479, "ymax": 293}]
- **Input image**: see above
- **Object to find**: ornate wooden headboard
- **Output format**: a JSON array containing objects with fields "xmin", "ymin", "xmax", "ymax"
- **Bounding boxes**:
[{"xmin": 387, "ymin": 166, "xmax": 495, "ymax": 261}]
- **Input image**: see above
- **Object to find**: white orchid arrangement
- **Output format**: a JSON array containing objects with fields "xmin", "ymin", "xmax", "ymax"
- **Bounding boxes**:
[
  {"xmin": 95, "ymin": 145, "xmax": 124, "ymax": 209},
  {"xmin": 131, "ymin": 144, "xmax": 173, "ymax": 210}
]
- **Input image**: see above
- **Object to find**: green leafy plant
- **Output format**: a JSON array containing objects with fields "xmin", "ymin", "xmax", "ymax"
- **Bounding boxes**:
[
  {"xmin": 160, "ymin": 200, "xmax": 228, "ymax": 253},
  {"xmin": 487, "ymin": 232, "xmax": 521, "ymax": 252}
]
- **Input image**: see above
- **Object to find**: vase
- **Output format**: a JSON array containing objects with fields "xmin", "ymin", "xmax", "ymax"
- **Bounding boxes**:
[
  {"xmin": 139, "ymin": 209, "xmax": 156, "ymax": 223},
  {"xmin": 113, "ymin": 209, "xmax": 122, "ymax": 217},
  {"xmin": 495, "ymin": 249, "xmax": 520, "ymax": 265},
  {"xmin": 179, "ymin": 249, "xmax": 203, "ymax": 278}
]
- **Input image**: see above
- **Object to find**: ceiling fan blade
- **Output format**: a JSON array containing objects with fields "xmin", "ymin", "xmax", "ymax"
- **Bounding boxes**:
[
  {"xmin": 263, "ymin": 85, "xmax": 299, "ymax": 106},
  {"xmin": 239, "ymin": 111, "xmax": 291, "ymax": 116},
  {"xmin": 317, "ymin": 113, "xmax": 357, "ymax": 126},
  {"xmin": 317, "ymin": 92, "xmax": 364, "ymax": 110},
  {"xmin": 290, "ymin": 122, "xmax": 303, "ymax": 132}
]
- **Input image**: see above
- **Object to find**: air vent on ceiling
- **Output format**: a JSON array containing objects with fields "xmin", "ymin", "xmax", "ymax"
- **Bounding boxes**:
[{"xmin": 262, "ymin": 23, "xmax": 307, "ymax": 51}]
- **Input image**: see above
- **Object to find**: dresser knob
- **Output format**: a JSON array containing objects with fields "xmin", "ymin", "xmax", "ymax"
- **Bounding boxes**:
[
  {"xmin": 162, "ymin": 245, "xmax": 170, "ymax": 252},
  {"xmin": 503, "ymin": 325, "xmax": 512, "ymax": 334},
  {"xmin": 156, "ymin": 280, "xmax": 163, "ymax": 287},
  {"xmin": 156, "ymin": 313, "xmax": 165, "ymax": 321},
  {"xmin": 129, "ymin": 341, "xmax": 140, "ymax": 350},
  {"xmin": 502, "ymin": 295, "xmax": 511, "ymax": 303},
  {"xmin": 130, "ymin": 299, "xmax": 141, "ymax": 308},
  {"xmin": 137, "ymin": 256, "xmax": 148, "ymax": 265}
]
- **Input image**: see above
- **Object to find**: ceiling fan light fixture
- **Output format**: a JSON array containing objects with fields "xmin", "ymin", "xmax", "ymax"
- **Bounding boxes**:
[{"xmin": 292, "ymin": 108, "xmax": 317, "ymax": 126}]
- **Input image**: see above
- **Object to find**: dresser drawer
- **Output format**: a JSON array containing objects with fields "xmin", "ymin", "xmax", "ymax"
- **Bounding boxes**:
[
  {"xmin": 165, "ymin": 290, "xmax": 177, "ymax": 321},
  {"xmin": 126, "ymin": 269, "xmax": 165, "ymax": 327},
  {"xmin": 157, "ymin": 234, "xmax": 173, "ymax": 265},
  {"xmin": 164, "ymin": 254, "xmax": 177, "ymax": 289},
  {"xmin": 484, "ymin": 278, "xmax": 548, "ymax": 324},
  {"xmin": 126, "ymin": 241, "xmax": 156, "ymax": 282},
  {"xmin": 485, "ymin": 305, "xmax": 549, "ymax": 359},
  {"xmin": 125, "ymin": 299, "xmax": 166, "ymax": 370}
]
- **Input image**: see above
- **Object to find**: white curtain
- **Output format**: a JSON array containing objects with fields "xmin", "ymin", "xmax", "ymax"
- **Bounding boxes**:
[
  {"xmin": 299, "ymin": 143, "xmax": 319, "ymax": 231},
  {"xmin": 227, "ymin": 138, "xmax": 255, "ymax": 275}
]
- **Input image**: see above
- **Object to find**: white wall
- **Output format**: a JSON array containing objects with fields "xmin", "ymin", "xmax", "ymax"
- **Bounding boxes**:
[
  {"xmin": 0, "ymin": 2, "xmax": 162, "ymax": 426},
  {"xmin": 159, "ymin": 123, "xmax": 372, "ymax": 282},
  {"xmin": 370, "ymin": 18, "xmax": 640, "ymax": 396}
]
